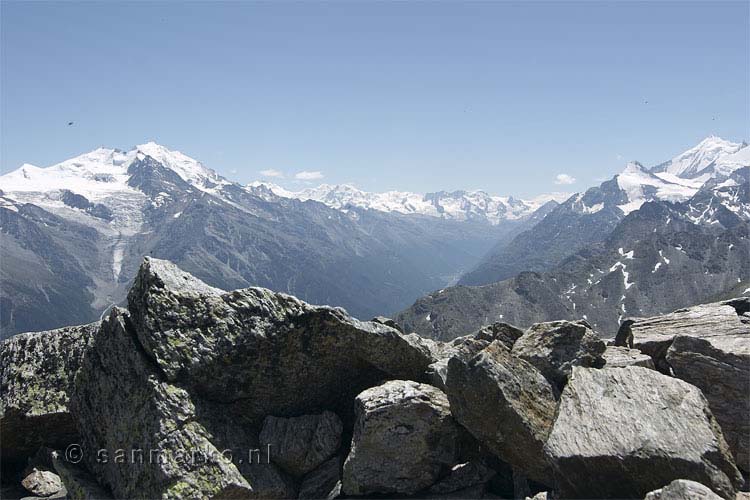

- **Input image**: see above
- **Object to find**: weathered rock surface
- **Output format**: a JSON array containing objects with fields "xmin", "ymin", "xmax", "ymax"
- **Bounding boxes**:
[
  {"xmin": 127, "ymin": 257, "xmax": 433, "ymax": 425},
  {"xmin": 21, "ymin": 469, "xmax": 63, "ymax": 497},
  {"xmin": 603, "ymin": 345, "xmax": 655, "ymax": 369},
  {"xmin": 667, "ymin": 334, "xmax": 750, "ymax": 473},
  {"xmin": 0, "ymin": 323, "xmax": 97, "ymax": 468},
  {"xmin": 297, "ymin": 456, "xmax": 342, "ymax": 500},
  {"xmin": 626, "ymin": 298, "xmax": 749, "ymax": 373},
  {"xmin": 427, "ymin": 461, "xmax": 496, "ymax": 495},
  {"xmin": 52, "ymin": 451, "xmax": 113, "ymax": 500},
  {"xmin": 545, "ymin": 366, "xmax": 742, "ymax": 499},
  {"xmin": 445, "ymin": 341, "xmax": 557, "ymax": 484},
  {"xmin": 643, "ymin": 479, "xmax": 723, "ymax": 500},
  {"xmin": 371, "ymin": 316, "xmax": 403, "ymax": 333},
  {"xmin": 512, "ymin": 320, "xmax": 606, "ymax": 391},
  {"xmin": 342, "ymin": 380, "xmax": 461, "ymax": 495},
  {"xmin": 259, "ymin": 411, "xmax": 343, "ymax": 477}
]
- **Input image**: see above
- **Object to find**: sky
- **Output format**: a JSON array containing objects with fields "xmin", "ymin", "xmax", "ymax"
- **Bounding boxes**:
[{"xmin": 1, "ymin": 1, "xmax": 748, "ymax": 197}]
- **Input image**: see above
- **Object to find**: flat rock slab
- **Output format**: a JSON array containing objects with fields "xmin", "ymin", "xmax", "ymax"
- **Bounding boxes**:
[
  {"xmin": 545, "ymin": 366, "xmax": 742, "ymax": 499},
  {"xmin": 603, "ymin": 345, "xmax": 655, "ymax": 369},
  {"xmin": 644, "ymin": 479, "xmax": 722, "ymax": 500}
]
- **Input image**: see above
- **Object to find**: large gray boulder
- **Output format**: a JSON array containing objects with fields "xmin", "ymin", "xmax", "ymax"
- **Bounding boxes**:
[
  {"xmin": 0, "ymin": 323, "xmax": 97, "ymax": 468},
  {"xmin": 666, "ymin": 334, "xmax": 750, "ymax": 473},
  {"xmin": 511, "ymin": 320, "xmax": 606, "ymax": 391},
  {"xmin": 445, "ymin": 341, "xmax": 557, "ymax": 485},
  {"xmin": 643, "ymin": 479, "xmax": 722, "ymax": 500},
  {"xmin": 603, "ymin": 345, "xmax": 655, "ymax": 369},
  {"xmin": 342, "ymin": 380, "xmax": 461, "ymax": 495},
  {"xmin": 545, "ymin": 366, "xmax": 742, "ymax": 499},
  {"xmin": 259, "ymin": 411, "xmax": 343, "ymax": 477}
]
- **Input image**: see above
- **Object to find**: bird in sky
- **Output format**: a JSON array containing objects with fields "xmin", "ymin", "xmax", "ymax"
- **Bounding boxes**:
[{"xmin": 67, "ymin": 121, "xmax": 74, "ymax": 126}]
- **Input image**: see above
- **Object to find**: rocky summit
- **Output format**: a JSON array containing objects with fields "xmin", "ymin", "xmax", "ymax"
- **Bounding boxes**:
[{"xmin": 1, "ymin": 258, "xmax": 749, "ymax": 499}]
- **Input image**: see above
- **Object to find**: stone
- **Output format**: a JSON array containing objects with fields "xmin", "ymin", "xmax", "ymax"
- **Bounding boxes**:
[
  {"xmin": 667, "ymin": 334, "xmax": 750, "ymax": 473},
  {"xmin": 51, "ymin": 451, "xmax": 112, "ymax": 499},
  {"xmin": 544, "ymin": 366, "xmax": 743, "ymax": 499},
  {"xmin": 474, "ymin": 322, "xmax": 525, "ymax": 350},
  {"xmin": 445, "ymin": 341, "xmax": 557, "ymax": 485},
  {"xmin": 0, "ymin": 323, "xmax": 97, "ymax": 468},
  {"xmin": 427, "ymin": 461, "xmax": 496, "ymax": 495},
  {"xmin": 342, "ymin": 380, "xmax": 461, "ymax": 495},
  {"xmin": 603, "ymin": 345, "xmax": 655, "ymax": 369},
  {"xmin": 627, "ymin": 298, "xmax": 749, "ymax": 374},
  {"xmin": 21, "ymin": 469, "xmax": 63, "ymax": 497},
  {"xmin": 298, "ymin": 456, "xmax": 342, "ymax": 500},
  {"xmin": 644, "ymin": 479, "xmax": 723, "ymax": 499},
  {"xmin": 511, "ymin": 320, "xmax": 606, "ymax": 391},
  {"xmin": 259, "ymin": 411, "xmax": 343, "ymax": 477},
  {"xmin": 371, "ymin": 316, "xmax": 403, "ymax": 333}
]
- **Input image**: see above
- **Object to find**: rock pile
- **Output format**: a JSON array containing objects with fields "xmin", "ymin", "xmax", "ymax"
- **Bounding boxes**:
[{"xmin": 1, "ymin": 258, "xmax": 748, "ymax": 499}]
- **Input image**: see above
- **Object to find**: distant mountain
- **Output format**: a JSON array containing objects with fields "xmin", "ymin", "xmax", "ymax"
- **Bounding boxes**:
[
  {"xmin": 249, "ymin": 181, "xmax": 569, "ymax": 225},
  {"xmin": 0, "ymin": 143, "xmax": 541, "ymax": 338},
  {"xmin": 460, "ymin": 137, "xmax": 749, "ymax": 286},
  {"xmin": 397, "ymin": 167, "xmax": 750, "ymax": 340}
]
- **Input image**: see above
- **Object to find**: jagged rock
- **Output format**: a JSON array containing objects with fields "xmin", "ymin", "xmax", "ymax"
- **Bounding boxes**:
[
  {"xmin": 21, "ymin": 469, "xmax": 63, "ymax": 497},
  {"xmin": 0, "ymin": 323, "xmax": 97, "ymax": 469},
  {"xmin": 511, "ymin": 320, "xmax": 606, "ymax": 391},
  {"xmin": 371, "ymin": 316, "xmax": 403, "ymax": 333},
  {"xmin": 667, "ymin": 334, "xmax": 750, "ymax": 473},
  {"xmin": 545, "ymin": 366, "xmax": 742, "ymax": 499},
  {"xmin": 51, "ymin": 452, "xmax": 112, "ymax": 500},
  {"xmin": 643, "ymin": 479, "xmax": 723, "ymax": 500},
  {"xmin": 627, "ymin": 298, "xmax": 748, "ymax": 373},
  {"xmin": 127, "ymin": 257, "xmax": 433, "ymax": 425},
  {"xmin": 603, "ymin": 345, "xmax": 655, "ymax": 369},
  {"xmin": 474, "ymin": 322, "xmax": 525, "ymax": 350},
  {"xmin": 427, "ymin": 461, "xmax": 496, "ymax": 494},
  {"xmin": 342, "ymin": 380, "xmax": 461, "ymax": 495},
  {"xmin": 297, "ymin": 456, "xmax": 342, "ymax": 500},
  {"xmin": 259, "ymin": 411, "xmax": 343, "ymax": 477},
  {"xmin": 445, "ymin": 341, "xmax": 557, "ymax": 485}
]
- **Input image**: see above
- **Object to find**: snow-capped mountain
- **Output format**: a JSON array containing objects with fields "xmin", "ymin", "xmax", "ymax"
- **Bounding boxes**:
[
  {"xmin": 651, "ymin": 135, "xmax": 745, "ymax": 179},
  {"xmin": 247, "ymin": 182, "xmax": 569, "ymax": 225}
]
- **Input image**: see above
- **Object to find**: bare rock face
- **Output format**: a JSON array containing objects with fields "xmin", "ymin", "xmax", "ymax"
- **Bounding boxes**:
[
  {"xmin": 259, "ymin": 411, "xmax": 343, "ymax": 477},
  {"xmin": 626, "ymin": 298, "xmax": 748, "ymax": 374},
  {"xmin": 603, "ymin": 345, "xmax": 655, "ymax": 369},
  {"xmin": 342, "ymin": 380, "xmax": 461, "ymax": 496},
  {"xmin": 666, "ymin": 334, "xmax": 750, "ymax": 473},
  {"xmin": 126, "ymin": 257, "xmax": 433, "ymax": 425},
  {"xmin": 511, "ymin": 320, "xmax": 606, "ymax": 391},
  {"xmin": 544, "ymin": 366, "xmax": 742, "ymax": 499},
  {"xmin": 0, "ymin": 323, "xmax": 97, "ymax": 469},
  {"xmin": 445, "ymin": 341, "xmax": 557, "ymax": 485},
  {"xmin": 643, "ymin": 479, "xmax": 723, "ymax": 500}
]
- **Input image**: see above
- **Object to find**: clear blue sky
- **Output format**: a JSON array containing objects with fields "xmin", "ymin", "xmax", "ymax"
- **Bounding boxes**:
[{"xmin": 2, "ymin": 1, "xmax": 748, "ymax": 197}]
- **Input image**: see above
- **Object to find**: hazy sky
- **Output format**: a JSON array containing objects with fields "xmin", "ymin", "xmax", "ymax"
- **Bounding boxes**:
[{"xmin": 2, "ymin": 1, "xmax": 748, "ymax": 197}]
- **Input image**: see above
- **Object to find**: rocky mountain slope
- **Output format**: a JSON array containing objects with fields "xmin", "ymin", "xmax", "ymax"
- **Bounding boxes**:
[
  {"xmin": 1, "ymin": 259, "xmax": 747, "ymax": 499},
  {"xmin": 460, "ymin": 136, "xmax": 748, "ymax": 286},
  {"xmin": 0, "ymin": 143, "xmax": 544, "ymax": 338},
  {"xmin": 398, "ymin": 167, "xmax": 750, "ymax": 340}
]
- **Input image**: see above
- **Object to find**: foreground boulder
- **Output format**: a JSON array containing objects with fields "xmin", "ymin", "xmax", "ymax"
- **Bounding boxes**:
[
  {"xmin": 445, "ymin": 341, "xmax": 557, "ymax": 484},
  {"xmin": 545, "ymin": 366, "xmax": 742, "ymax": 499},
  {"xmin": 0, "ymin": 323, "xmax": 97, "ymax": 470},
  {"xmin": 643, "ymin": 479, "xmax": 722, "ymax": 500},
  {"xmin": 342, "ymin": 380, "xmax": 461, "ymax": 495},
  {"xmin": 512, "ymin": 320, "xmax": 606, "ymax": 391},
  {"xmin": 666, "ymin": 334, "xmax": 749, "ymax": 473}
]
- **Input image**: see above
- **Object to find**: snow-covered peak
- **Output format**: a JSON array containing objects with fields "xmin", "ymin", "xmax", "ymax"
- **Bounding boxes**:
[
  {"xmin": 616, "ymin": 160, "xmax": 700, "ymax": 214},
  {"xmin": 134, "ymin": 141, "xmax": 227, "ymax": 190},
  {"xmin": 248, "ymin": 181, "xmax": 570, "ymax": 224},
  {"xmin": 704, "ymin": 144, "xmax": 750, "ymax": 177},
  {"xmin": 654, "ymin": 136, "xmax": 744, "ymax": 178}
]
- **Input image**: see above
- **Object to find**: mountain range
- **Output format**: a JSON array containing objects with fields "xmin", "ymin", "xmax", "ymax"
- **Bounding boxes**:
[{"xmin": 1, "ymin": 136, "xmax": 747, "ymax": 340}]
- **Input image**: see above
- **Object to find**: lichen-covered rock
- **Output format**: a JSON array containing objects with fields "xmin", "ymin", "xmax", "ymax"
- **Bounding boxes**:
[
  {"xmin": 445, "ymin": 341, "xmax": 557, "ymax": 485},
  {"xmin": 21, "ymin": 468, "xmax": 63, "ymax": 497},
  {"xmin": 545, "ymin": 366, "xmax": 742, "ymax": 499},
  {"xmin": 667, "ymin": 334, "xmax": 750, "ymax": 473},
  {"xmin": 0, "ymin": 323, "xmax": 98, "ymax": 468},
  {"xmin": 259, "ymin": 411, "xmax": 342, "ymax": 477},
  {"xmin": 342, "ymin": 380, "xmax": 461, "ymax": 495},
  {"xmin": 511, "ymin": 320, "xmax": 605, "ymax": 391},
  {"xmin": 298, "ymin": 456, "xmax": 342, "ymax": 500},
  {"xmin": 627, "ymin": 298, "xmax": 749, "ymax": 374},
  {"xmin": 603, "ymin": 345, "xmax": 655, "ymax": 369},
  {"xmin": 643, "ymin": 479, "xmax": 723, "ymax": 500},
  {"xmin": 127, "ymin": 257, "xmax": 433, "ymax": 425}
]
